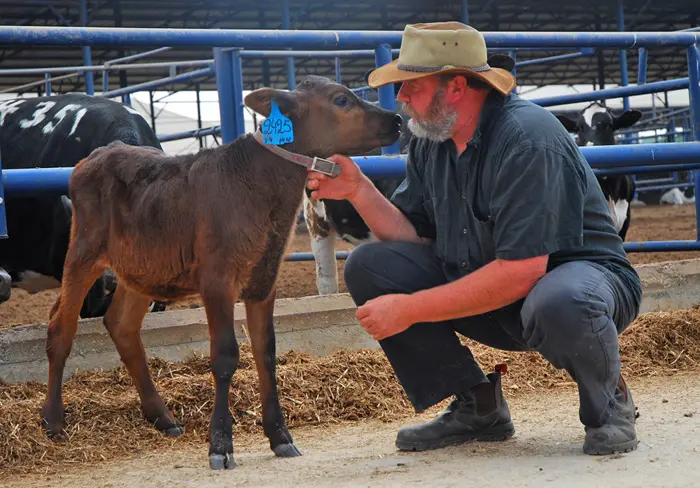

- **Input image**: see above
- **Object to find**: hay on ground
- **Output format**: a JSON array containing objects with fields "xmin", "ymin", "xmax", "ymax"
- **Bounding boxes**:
[{"xmin": 2, "ymin": 306, "xmax": 700, "ymax": 475}]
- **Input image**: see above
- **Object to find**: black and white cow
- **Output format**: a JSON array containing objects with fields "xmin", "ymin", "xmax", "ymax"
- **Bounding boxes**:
[
  {"xmin": 0, "ymin": 93, "xmax": 166, "ymax": 317},
  {"xmin": 555, "ymin": 102, "xmax": 642, "ymax": 241}
]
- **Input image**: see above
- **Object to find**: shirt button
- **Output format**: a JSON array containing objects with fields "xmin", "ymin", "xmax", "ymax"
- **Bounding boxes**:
[
  {"xmin": 462, "ymin": 228, "xmax": 467, "ymax": 234},
  {"xmin": 461, "ymin": 261, "xmax": 467, "ymax": 267},
  {"xmin": 461, "ymin": 193, "xmax": 466, "ymax": 200}
]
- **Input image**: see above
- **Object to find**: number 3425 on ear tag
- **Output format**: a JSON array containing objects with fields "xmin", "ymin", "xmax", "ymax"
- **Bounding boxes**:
[{"xmin": 261, "ymin": 99, "xmax": 294, "ymax": 145}]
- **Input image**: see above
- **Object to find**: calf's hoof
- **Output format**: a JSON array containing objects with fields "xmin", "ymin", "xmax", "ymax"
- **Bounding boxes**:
[
  {"xmin": 209, "ymin": 452, "xmax": 235, "ymax": 470},
  {"xmin": 273, "ymin": 443, "xmax": 302, "ymax": 457},
  {"xmin": 40, "ymin": 405, "xmax": 66, "ymax": 439},
  {"xmin": 163, "ymin": 424, "xmax": 185, "ymax": 437}
]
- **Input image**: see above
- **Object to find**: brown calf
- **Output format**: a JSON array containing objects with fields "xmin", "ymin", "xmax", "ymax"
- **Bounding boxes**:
[{"xmin": 40, "ymin": 75, "xmax": 402, "ymax": 470}]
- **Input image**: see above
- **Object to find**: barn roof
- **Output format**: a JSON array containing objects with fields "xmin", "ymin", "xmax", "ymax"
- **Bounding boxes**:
[{"xmin": 0, "ymin": 0, "xmax": 697, "ymax": 94}]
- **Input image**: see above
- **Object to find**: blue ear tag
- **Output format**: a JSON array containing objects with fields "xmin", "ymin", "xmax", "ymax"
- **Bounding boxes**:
[{"xmin": 261, "ymin": 99, "xmax": 294, "ymax": 145}]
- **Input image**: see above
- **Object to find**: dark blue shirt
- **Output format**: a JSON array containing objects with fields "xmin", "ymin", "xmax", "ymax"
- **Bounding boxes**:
[{"xmin": 390, "ymin": 91, "xmax": 640, "ymax": 290}]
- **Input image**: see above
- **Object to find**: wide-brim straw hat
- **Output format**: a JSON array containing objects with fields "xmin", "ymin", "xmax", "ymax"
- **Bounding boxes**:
[{"xmin": 368, "ymin": 21, "xmax": 516, "ymax": 96}]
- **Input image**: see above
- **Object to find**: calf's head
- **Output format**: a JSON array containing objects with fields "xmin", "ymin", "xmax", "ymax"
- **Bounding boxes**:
[
  {"xmin": 244, "ymin": 75, "xmax": 402, "ymax": 157},
  {"xmin": 556, "ymin": 102, "xmax": 642, "ymax": 146}
]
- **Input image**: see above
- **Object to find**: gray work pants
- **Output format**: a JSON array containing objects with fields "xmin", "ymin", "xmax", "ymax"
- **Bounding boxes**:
[{"xmin": 343, "ymin": 241, "xmax": 642, "ymax": 427}]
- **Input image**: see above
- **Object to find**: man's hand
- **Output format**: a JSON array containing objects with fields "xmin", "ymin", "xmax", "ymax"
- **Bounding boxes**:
[
  {"xmin": 306, "ymin": 154, "xmax": 369, "ymax": 202},
  {"xmin": 356, "ymin": 294, "xmax": 415, "ymax": 341}
]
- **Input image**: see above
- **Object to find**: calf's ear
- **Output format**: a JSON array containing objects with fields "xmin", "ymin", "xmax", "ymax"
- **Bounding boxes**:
[
  {"xmin": 554, "ymin": 114, "xmax": 579, "ymax": 132},
  {"xmin": 244, "ymin": 88, "xmax": 297, "ymax": 117},
  {"xmin": 612, "ymin": 109, "xmax": 642, "ymax": 131}
]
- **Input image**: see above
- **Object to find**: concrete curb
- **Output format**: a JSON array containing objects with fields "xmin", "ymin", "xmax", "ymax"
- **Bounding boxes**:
[
  {"xmin": 0, "ymin": 294, "xmax": 378, "ymax": 384},
  {"xmin": 2, "ymin": 258, "xmax": 700, "ymax": 384}
]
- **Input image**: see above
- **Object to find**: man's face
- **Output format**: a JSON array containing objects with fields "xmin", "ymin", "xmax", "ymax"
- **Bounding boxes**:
[{"xmin": 396, "ymin": 76, "xmax": 459, "ymax": 142}]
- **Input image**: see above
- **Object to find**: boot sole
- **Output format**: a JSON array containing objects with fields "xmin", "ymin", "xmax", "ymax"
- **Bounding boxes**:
[
  {"xmin": 583, "ymin": 438, "xmax": 639, "ymax": 456},
  {"xmin": 396, "ymin": 422, "xmax": 515, "ymax": 452}
]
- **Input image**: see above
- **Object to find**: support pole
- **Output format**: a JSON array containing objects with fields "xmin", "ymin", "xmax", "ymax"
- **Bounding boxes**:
[
  {"xmin": 374, "ymin": 44, "xmax": 399, "ymax": 154},
  {"xmin": 149, "ymin": 91, "xmax": 156, "ymax": 132},
  {"xmin": 196, "ymin": 83, "xmax": 203, "ymax": 149},
  {"xmin": 44, "ymin": 73, "xmax": 52, "ymax": 96},
  {"xmin": 617, "ymin": 0, "xmax": 630, "ymax": 111},
  {"xmin": 637, "ymin": 48, "xmax": 648, "ymax": 84},
  {"xmin": 214, "ymin": 48, "xmax": 244, "ymax": 144},
  {"xmin": 686, "ymin": 43, "xmax": 700, "ymax": 238},
  {"xmin": 79, "ymin": 0, "xmax": 94, "ymax": 95},
  {"xmin": 282, "ymin": 0, "xmax": 295, "ymax": 90},
  {"xmin": 335, "ymin": 57, "xmax": 341, "ymax": 83},
  {"xmin": 460, "ymin": 0, "xmax": 469, "ymax": 24},
  {"xmin": 0, "ymin": 156, "xmax": 6, "ymax": 239}
]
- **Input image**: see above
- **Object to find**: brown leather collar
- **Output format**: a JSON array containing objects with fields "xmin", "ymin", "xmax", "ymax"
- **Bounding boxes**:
[{"xmin": 252, "ymin": 130, "xmax": 341, "ymax": 178}]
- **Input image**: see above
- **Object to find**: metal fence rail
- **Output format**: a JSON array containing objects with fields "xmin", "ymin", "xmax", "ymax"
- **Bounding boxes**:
[{"xmin": 0, "ymin": 26, "xmax": 698, "ymax": 263}]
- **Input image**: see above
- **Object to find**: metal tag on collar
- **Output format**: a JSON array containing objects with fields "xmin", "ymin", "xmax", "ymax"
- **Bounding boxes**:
[{"xmin": 310, "ymin": 157, "xmax": 341, "ymax": 178}]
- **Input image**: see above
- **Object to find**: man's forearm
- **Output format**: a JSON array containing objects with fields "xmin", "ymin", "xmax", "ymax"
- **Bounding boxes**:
[
  {"xmin": 349, "ymin": 178, "xmax": 428, "ymax": 244},
  {"xmin": 406, "ymin": 256, "xmax": 548, "ymax": 323}
]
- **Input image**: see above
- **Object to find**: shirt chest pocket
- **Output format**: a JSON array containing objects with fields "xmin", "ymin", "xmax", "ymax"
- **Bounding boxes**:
[{"xmin": 464, "ymin": 197, "xmax": 497, "ymax": 269}]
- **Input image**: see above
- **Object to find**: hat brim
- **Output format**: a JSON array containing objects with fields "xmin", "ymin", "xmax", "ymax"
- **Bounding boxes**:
[{"xmin": 367, "ymin": 59, "xmax": 516, "ymax": 96}]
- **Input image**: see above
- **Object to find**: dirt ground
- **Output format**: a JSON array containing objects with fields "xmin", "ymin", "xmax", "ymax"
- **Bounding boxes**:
[
  {"xmin": 0, "ymin": 202, "xmax": 697, "ymax": 329},
  {"xmin": 5, "ymin": 373, "xmax": 698, "ymax": 488}
]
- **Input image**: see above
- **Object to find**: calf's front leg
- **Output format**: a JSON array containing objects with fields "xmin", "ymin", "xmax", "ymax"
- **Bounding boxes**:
[{"xmin": 244, "ymin": 291, "xmax": 301, "ymax": 457}]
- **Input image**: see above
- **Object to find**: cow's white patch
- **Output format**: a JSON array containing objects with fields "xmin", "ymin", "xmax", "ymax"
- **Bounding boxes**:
[
  {"xmin": 340, "ymin": 232, "xmax": 375, "ymax": 246},
  {"xmin": 582, "ymin": 103, "xmax": 607, "ymax": 127},
  {"xmin": 312, "ymin": 198, "xmax": 326, "ymax": 220},
  {"xmin": 42, "ymin": 103, "xmax": 82, "ymax": 134},
  {"xmin": 607, "ymin": 197, "xmax": 629, "ymax": 233},
  {"xmin": 0, "ymin": 99, "xmax": 26, "ymax": 126},
  {"xmin": 311, "ymin": 234, "xmax": 339, "ymax": 295},
  {"xmin": 69, "ymin": 108, "xmax": 88, "ymax": 136},
  {"xmin": 19, "ymin": 101, "xmax": 56, "ymax": 129},
  {"xmin": 660, "ymin": 187, "xmax": 696, "ymax": 205},
  {"xmin": 12, "ymin": 271, "xmax": 61, "ymax": 293}
]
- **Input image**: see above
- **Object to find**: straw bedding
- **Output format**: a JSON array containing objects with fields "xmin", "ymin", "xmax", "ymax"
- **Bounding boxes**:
[{"xmin": 2, "ymin": 307, "xmax": 700, "ymax": 475}]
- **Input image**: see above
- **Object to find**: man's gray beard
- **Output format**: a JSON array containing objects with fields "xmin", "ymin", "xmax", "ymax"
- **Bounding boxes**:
[{"xmin": 402, "ymin": 90, "xmax": 459, "ymax": 142}]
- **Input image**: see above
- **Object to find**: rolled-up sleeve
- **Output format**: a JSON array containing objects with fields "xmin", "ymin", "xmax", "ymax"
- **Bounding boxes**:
[
  {"xmin": 490, "ymin": 145, "xmax": 587, "ymax": 260},
  {"xmin": 390, "ymin": 138, "xmax": 436, "ymax": 239}
]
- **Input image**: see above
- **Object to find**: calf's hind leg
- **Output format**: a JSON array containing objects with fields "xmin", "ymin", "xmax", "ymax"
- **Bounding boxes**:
[
  {"xmin": 102, "ymin": 283, "xmax": 184, "ymax": 437},
  {"xmin": 200, "ymin": 275, "xmax": 240, "ymax": 470},
  {"xmin": 41, "ymin": 249, "xmax": 105, "ymax": 438}
]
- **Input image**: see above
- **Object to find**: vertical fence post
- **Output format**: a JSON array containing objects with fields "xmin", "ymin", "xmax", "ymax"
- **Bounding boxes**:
[
  {"xmin": 375, "ymin": 44, "xmax": 399, "ymax": 154},
  {"xmin": 617, "ymin": 0, "xmax": 630, "ymax": 112},
  {"xmin": 79, "ymin": 0, "xmax": 95, "ymax": 95},
  {"xmin": 215, "ymin": 48, "xmax": 245, "ymax": 144},
  {"xmin": 282, "ymin": 0, "xmax": 295, "ymax": 90},
  {"xmin": 460, "ymin": 0, "xmax": 469, "ymax": 24},
  {"xmin": 335, "ymin": 57, "xmax": 342, "ymax": 84},
  {"xmin": 44, "ymin": 73, "xmax": 52, "ymax": 96},
  {"xmin": 0, "ymin": 153, "xmax": 6, "ymax": 239},
  {"xmin": 686, "ymin": 43, "xmax": 700, "ymax": 238},
  {"xmin": 637, "ymin": 48, "xmax": 648, "ymax": 84}
]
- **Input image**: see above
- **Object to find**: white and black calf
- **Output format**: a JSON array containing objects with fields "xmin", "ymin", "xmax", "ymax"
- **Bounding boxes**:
[
  {"xmin": 0, "ymin": 93, "xmax": 166, "ymax": 316},
  {"xmin": 555, "ymin": 102, "xmax": 642, "ymax": 241},
  {"xmin": 302, "ymin": 93, "xmax": 411, "ymax": 295}
]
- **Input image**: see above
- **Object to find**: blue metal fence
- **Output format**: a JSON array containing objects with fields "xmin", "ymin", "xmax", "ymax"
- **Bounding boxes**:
[{"xmin": 0, "ymin": 26, "xmax": 699, "ymax": 260}]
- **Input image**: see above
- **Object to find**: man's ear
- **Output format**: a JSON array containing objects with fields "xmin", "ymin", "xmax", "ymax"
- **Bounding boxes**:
[{"xmin": 244, "ymin": 88, "xmax": 297, "ymax": 117}]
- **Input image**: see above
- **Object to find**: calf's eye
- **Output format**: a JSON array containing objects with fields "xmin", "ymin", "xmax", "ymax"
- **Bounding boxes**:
[{"xmin": 333, "ymin": 95, "xmax": 349, "ymax": 107}]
